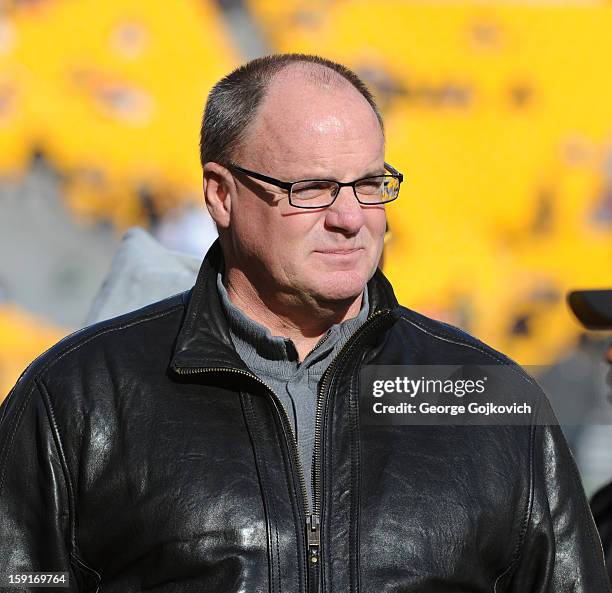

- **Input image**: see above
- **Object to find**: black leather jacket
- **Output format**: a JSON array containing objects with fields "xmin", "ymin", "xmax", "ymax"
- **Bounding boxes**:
[{"xmin": 1, "ymin": 240, "xmax": 609, "ymax": 593}]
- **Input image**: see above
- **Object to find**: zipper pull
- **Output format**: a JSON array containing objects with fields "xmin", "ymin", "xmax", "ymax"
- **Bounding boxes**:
[{"xmin": 307, "ymin": 513, "xmax": 320, "ymax": 565}]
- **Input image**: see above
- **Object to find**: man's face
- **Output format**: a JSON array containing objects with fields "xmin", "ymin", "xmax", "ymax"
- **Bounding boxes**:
[{"xmin": 222, "ymin": 69, "xmax": 387, "ymax": 309}]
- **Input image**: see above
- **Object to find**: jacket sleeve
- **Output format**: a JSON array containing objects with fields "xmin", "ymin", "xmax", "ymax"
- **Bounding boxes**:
[
  {"xmin": 0, "ymin": 375, "xmax": 86, "ymax": 592},
  {"xmin": 506, "ymin": 395, "xmax": 611, "ymax": 592},
  {"xmin": 590, "ymin": 482, "xmax": 612, "ymax": 579}
]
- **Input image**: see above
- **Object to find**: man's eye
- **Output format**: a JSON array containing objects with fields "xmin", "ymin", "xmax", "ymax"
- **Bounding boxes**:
[
  {"xmin": 356, "ymin": 178, "xmax": 384, "ymax": 194},
  {"xmin": 292, "ymin": 181, "xmax": 335, "ymax": 199}
]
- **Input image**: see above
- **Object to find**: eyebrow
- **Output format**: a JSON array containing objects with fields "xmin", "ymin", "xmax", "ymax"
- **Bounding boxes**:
[
  {"xmin": 298, "ymin": 168, "xmax": 386, "ymax": 181},
  {"xmin": 361, "ymin": 168, "xmax": 386, "ymax": 178}
]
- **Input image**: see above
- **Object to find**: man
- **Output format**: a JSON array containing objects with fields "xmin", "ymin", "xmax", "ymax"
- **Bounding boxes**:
[
  {"xmin": 567, "ymin": 289, "xmax": 612, "ymax": 578},
  {"xmin": 592, "ymin": 342, "xmax": 612, "ymax": 579},
  {"xmin": 0, "ymin": 54, "xmax": 609, "ymax": 592},
  {"xmin": 590, "ymin": 344, "xmax": 612, "ymax": 581}
]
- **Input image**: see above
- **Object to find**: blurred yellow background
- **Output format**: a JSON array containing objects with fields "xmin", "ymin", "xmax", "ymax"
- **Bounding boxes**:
[{"xmin": 1, "ymin": 0, "xmax": 611, "ymax": 398}]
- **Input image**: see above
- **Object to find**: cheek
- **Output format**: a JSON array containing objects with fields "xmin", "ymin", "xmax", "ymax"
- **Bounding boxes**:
[
  {"xmin": 282, "ymin": 212, "xmax": 322, "ymax": 244},
  {"xmin": 248, "ymin": 213, "xmax": 311, "ymax": 268},
  {"xmin": 365, "ymin": 211, "xmax": 387, "ymax": 241},
  {"xmin": 365, "ymin": 214, "xmax": 387, "ymax": 263},
  {"xmin": 233, "ymin": 205, "xmax": 277, "ymax": 250}
]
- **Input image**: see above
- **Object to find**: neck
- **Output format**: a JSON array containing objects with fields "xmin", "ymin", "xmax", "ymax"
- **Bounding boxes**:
[{"xmin": 223, "ymin": 267, "xmax": 364, "ymax": 362}]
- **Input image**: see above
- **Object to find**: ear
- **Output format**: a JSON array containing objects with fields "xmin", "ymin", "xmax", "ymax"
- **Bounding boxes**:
[{"xmin": 203, "ymin": 162, "xmax": 234, "ymax": 230}]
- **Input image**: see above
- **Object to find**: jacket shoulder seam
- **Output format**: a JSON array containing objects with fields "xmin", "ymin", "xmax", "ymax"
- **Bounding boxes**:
[
  {"xmin": 34, "ymin": 304, "xmax": 184, "ymax": 380},
  {"xmin": 70, "ymin": 550, "xmax": 102, "ymax": 591},
  {"xmin": 0, "ymin": 381, "xmax": 38, "ymax": 497},
  {"xmin": 492, "ymin": 420, "xmax": 537, "ymax": 590},
  {"xmin": 396, "ymin": 313, "xmax": 536, "ymax": 389},
  {"xmin": 36, "ymin": 378, "xmax": 103, "ymax": 584},
  {"xmin": 546, "ymin": 419, "xmax": 612, "ymax": 591}
]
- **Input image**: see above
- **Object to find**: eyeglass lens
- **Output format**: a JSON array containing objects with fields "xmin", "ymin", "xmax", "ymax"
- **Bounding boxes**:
[{"xmin": 290, "ymin": 176, "xmax": 399, "ymax": 207}]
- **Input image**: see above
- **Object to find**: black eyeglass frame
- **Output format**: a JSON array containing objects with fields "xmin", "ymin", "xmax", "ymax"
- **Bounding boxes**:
[{"xmin": 226, "ymin": 161, "xmax": 403, "ymax": 209}]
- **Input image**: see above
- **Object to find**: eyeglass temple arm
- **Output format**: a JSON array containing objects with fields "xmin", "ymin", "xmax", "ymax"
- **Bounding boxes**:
[
  {"xmin": 384, "ymin": 161, "xmax": 403, "ymax": 182},
  {"xmin": 227, "ymin": 163, "xmax": 293, "ymax": 190}
]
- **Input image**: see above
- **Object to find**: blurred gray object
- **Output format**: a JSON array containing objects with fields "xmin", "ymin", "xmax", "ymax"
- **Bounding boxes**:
[
  {"xmin": 85, "ymin": 227, "xmax": 201, "ymax": 325},
  {"xmin": 0, "ymin": 158, "xmax": 118, "ymax": 328},
  {"xmin": 537, "ymin": 334, "xmax": 612, "ymax": 486}
]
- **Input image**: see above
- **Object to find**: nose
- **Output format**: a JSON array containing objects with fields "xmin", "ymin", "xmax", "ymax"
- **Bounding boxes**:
[{"xmin": 324, "ymin": 185, "xmax": 366, "ymax": 235}]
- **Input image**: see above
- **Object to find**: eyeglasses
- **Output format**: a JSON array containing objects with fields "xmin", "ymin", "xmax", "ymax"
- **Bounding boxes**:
[{"xmin": 226, "ymin": 161, "xmax": 403, "ymax": 209}]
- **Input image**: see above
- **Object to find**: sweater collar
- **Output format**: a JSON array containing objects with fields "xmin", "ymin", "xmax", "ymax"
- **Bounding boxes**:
[
  {"xmin": 215, "ymin": 263, "xmax": 369, "ymax": 366},
  {"xmin": 170, "ymin": 238, "xmax": 398, "ymax": 373}
]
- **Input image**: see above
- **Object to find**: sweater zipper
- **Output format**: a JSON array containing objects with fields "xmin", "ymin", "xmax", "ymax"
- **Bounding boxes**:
[{"xmin": 174, "ymin": 307, "xmax": 391, "ymax": 593}]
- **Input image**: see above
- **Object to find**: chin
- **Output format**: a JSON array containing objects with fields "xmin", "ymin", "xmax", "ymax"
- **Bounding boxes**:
[{"xmin": 310, "ymin": 270, "xmax": 369, "ymax": 303}]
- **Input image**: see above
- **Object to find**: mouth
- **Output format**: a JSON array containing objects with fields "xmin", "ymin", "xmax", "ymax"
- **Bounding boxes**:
[
  {"xmin": 315, "ymin": 247, "xmax": 364, "ymax": 256},
  {"xmin": 316, "ymin": 247, "xmax": 363, "ymax": 253}
]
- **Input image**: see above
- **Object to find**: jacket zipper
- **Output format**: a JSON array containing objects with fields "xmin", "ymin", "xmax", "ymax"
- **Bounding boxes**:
[
  {"xmin": 174, "ymin": 307, "xmax": 391, "ymax": 593},
  {"xmin": 308, "ymin": 308, "xmax": 389, "ymax": 592}
]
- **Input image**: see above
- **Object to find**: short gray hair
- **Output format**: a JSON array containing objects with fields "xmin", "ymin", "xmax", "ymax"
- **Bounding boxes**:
[{"xmin": 199, "ymin": 53, "xmax": 384, "ymax": 168}]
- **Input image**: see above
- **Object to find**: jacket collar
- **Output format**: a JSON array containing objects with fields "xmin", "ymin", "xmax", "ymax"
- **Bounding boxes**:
[{"xmin": 169, "ymin": 238, "xmax": 399, "ymax": 373}]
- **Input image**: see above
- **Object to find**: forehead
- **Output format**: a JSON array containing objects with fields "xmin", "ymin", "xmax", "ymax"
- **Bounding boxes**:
[{"xmin": 238, "ymin": 65, "xmax": 384, "ymax": 178}]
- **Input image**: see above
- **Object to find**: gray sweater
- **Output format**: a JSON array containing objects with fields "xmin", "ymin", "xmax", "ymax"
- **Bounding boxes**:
[{"xmin": 216, "ymin": 270, "xmax": 369, "ymax": 510}]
